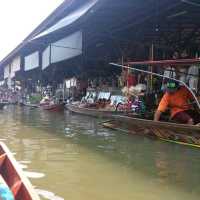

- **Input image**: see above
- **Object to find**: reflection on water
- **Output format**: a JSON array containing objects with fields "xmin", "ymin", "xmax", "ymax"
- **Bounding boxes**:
[{"xmin": 0, "ymin": 106, "xmax": 200, "ymax": 199}]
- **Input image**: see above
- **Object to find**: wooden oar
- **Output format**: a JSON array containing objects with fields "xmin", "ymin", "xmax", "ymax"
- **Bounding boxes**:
[
  {"xmin": 99, "ymin": 119, "xmax": 114, "ymax": 125},
  {"xmin": 160, "ymin": 138, "xmax": 200, "ymax": 149}
]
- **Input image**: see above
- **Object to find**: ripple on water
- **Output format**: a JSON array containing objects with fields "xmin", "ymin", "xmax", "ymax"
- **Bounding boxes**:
[
  {"xmin": 35, "ymin": 189, "xmax": 64, "ymax": 200},
  {"xmin": 64, "ymin": 127, "xmax": 77, "ymax": 138},
  {"xmin": 1, "ymin": 106, "xmax": 200, "ymax": 200},
  {"xmin": 19, "ymin": 160, "xmax": 31, "ymax": 164},
  {"xmin": 97, "ymin": 131, "xmax": 114, "ymax": 138},
  {"xmin": 24, "ymin": 171, "xmax": 45, "ymax": 179},
  {"xmin": 18, "ymin": 164, "xmax": 28, "ymax": 169}
]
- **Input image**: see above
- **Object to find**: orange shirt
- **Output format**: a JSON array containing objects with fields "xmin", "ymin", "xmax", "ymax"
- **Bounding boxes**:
[{"xmin": 157, "ymin": 86, "xmax": 193, "ymax": 118}]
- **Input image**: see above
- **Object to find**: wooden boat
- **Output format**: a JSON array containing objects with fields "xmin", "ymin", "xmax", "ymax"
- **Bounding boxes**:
[
  {"xmin": 20, "ymin": 102, "xmax": 39, "ymax": 108},
  {"xmin": 67, "ymin": 104, "xmax": 128, "ymax": 118},
  {"xmin": 0, "ymin": 142, "xmax": 40, "ymax": 200},
  {"xmin": 106, "ymin": 59, "xmax": 200, "ymax": 148},
  {"xmin": 42, "ymin": 103, "xmax": 64, "ymax": 112},
  {"xmin": 103, "ymin": 115, "xmax": 200, "ymax": 148},
  {"xmin": 24, "ymin": 103, "xmax": 39, "ymax": 108}
]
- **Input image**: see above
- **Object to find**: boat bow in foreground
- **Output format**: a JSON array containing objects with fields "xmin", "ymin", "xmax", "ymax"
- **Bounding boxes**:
[{"xmin": 0, "ymin": 142, "xmax": 40, "ymax": 200}]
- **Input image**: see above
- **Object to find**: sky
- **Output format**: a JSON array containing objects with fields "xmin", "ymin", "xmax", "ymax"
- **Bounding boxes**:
[{"xmin": 0, "ymin": 0, "xmax": 64, "ymax": 61}]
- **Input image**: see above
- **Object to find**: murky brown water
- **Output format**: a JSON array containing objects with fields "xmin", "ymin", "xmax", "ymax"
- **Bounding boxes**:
[{"xmin": 0, "ymin": 105, "xmax": 200, "ymax": 200}]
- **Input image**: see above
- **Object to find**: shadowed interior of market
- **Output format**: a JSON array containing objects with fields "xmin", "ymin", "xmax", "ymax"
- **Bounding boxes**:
[{"xmin": 1, "ymin": 0, "xmax": 200, "ymax": 95}]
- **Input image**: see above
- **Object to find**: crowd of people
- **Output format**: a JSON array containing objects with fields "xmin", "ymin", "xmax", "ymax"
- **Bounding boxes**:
[{"xmin": 0, "ymin": 87, "xmax": 20, "ymax": 104}]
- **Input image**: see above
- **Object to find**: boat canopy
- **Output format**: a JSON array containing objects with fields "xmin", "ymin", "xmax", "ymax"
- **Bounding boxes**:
[{"xmin": 42, "ymin": 31, "xmax": 83, "ymax": 70}]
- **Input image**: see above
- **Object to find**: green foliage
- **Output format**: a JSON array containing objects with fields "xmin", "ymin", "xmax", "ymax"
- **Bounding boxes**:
[{"xmin": 29, "ymin": 94, "xmax": 42, "ymax": 104}]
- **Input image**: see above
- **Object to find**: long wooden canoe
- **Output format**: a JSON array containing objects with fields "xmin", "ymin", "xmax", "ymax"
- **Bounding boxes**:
[
  {"xmin": 103, "ymin": 115, "xmax": 200, "ymax": 148},
  {"xmin": 67, "ymin": 104, "xmax": 128, "ymax": 118},
  {"xmin": 0, "ymin": 142, "xmax": 40, "ymax": 200},
  {"xmin": 21, "ymin": 103, "xmax": 39, "ymax": 108}
]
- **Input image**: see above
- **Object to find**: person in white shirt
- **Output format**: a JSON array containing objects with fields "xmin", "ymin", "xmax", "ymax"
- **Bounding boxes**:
[{"xmin": 187, "ymin": 65, "xmax": 199, "ymax": 93}]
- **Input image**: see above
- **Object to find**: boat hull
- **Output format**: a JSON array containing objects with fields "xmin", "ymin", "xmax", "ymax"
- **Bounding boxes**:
[
  {"xmin": 21, "ymin": 103, "xmax": 39, "ymax": 108},
  {"xmin": 67, "ymin": 104, "xmax": 127, "ymax": 118},
  {"xmin": 0, "ymin": 142, "xmax": 40, "ymax": 200},
  {"xmin": 42, "ymin": 104, "xmax": 64, "ymax": 112},
  {"xmin": 103, "ymin": 115, "xmax": 200, "ymax": 147}
]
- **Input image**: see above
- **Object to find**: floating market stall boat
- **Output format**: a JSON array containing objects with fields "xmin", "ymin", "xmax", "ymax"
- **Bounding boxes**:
[
  {"xmin": 67, "ymin": 92, "xmax": 131, "ymax": 118},
  {"xmin": 103, "ymin": 59, "xmax": 200, "ymax": 148},
  {"xmin": 20, "ymin": 102, "xmax": 39, "ymax": 108},
  {"xmin": 40, "ymin": 96, "xmax": 64, "ymax": 112},
  {"xmin": 0, "ymin": 142, "xmax": 40, "ymax": 200},
  {"xmin": 67, "ymin": 103, "xmax": 127, "ymax": 118}
]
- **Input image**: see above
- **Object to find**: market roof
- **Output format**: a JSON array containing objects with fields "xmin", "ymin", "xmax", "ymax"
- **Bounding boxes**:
[
  {"xmin": 1, "ymin": 0, "xmax": 200, "ymax": 68},
  {"xmin": 32, "ymin": 0, "xmax": 98, "ymax": 40},
  {"xmin": 0, "ymin": 0, "xmax": 74, "ymax": 67}
]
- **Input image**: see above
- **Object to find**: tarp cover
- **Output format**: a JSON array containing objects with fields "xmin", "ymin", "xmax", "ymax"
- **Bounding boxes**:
[
  {"xmin": 10, "ymin": 56, "xmax": 21, "ymax": 78},
  {"xmin": 4, "ymin": 65, "xmax": 9, "ymax": 79},
  {"xmin": 51, "ymin": 31, "xmax": 82, "ymax": 63},
  {"xmin": 24, "ymin": 52, "xmax": 39, "ymax": 71},
  {"xmin": 42, "ymin": 46, "xmax": 50, "ymax": 70},
  {"xmin": 42, "ymin": 31, "xmax": 82, "ymax": 69}
]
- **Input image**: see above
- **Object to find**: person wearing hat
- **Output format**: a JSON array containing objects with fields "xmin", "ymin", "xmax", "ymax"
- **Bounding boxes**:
[{"xmin": 154, "ymin": 81, "xmax": 200, "ymax": 125}]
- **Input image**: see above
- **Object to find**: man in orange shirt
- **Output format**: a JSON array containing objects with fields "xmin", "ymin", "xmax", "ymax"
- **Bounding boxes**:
[{"xmin": 154, "ymin": 81, "xmax": 200, "ymax": 125}]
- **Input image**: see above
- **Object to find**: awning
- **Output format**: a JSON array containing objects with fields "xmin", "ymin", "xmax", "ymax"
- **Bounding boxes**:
[
  {"xmin": 10, "ymin": 56, "xmax": 21, "ymax": 78},
  {"xmin": 33, "ymin": 0, "xmax": 98, "ymax": 40},
  {"xmin": 24, "ymin": 51, "xmax": 39, "ymax": 71},
  {"xmin": 42, "ymin": 31, "xmax": 82, "ymax": 70},
  {"xmin": 4, "ymin": 65, "xmax": 9, "ymax": 79}
]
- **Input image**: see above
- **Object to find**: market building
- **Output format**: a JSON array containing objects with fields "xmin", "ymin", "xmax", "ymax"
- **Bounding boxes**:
[{"xmin": 0, "ymin": 0, "xmax": 199, "ymax": 100}]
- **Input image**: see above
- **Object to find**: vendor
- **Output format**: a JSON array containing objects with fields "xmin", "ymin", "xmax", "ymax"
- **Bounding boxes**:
[{"xmin": 154, "ymin": 81, "xmax": 200, "ymax": 125}]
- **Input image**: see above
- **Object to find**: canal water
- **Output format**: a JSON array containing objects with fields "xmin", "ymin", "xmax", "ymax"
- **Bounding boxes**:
[{"xmin": 0, "ymin": 105, "xmax": 200, "ymax": 200}]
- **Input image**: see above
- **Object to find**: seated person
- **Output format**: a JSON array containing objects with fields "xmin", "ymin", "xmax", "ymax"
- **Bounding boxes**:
[{"xmin": 154, "ymin": 81, "xmax": 200, "ymax": 125}]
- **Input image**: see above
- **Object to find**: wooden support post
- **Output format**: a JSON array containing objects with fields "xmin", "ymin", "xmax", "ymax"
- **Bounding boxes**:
[
  {"xmin": 49, "ymin": 44, "xmax": 52, "ymax": 66},
  {"xmin": 149, "ymin": 43, "xmax": 154, "ymax": 92}
]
